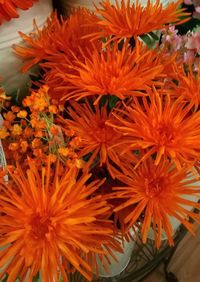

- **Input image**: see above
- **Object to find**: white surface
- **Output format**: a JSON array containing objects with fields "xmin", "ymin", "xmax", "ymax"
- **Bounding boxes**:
[
  {"xmin": 0, "ymin": 114, "xmax": 8, "ymax": 182},
  {"xmin": 68, "ymin": 0, "xmax": 175, "ymax": 11},
  {"xmin": 0, "ymin": 0, "xmax": 52, "ymax": 95},
  {"xmin": 96, "ymin": 228, "xmax": 136, "ymax": 277},
  {"xmin": 0, "ymin": 114, "xmax": 6, "ymax": 167}
]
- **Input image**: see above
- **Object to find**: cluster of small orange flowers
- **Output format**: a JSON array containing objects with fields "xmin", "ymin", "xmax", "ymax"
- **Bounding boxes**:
[{"xmin": 0, "ymin": 86, "xmax": 82, "ymax": 169}]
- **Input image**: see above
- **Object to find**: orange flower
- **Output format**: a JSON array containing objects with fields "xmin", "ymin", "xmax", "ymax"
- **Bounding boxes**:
[
  {"xmin": 0, "ymin": 88, "xmax": 10, "ymax": 102},
  {"xmin": 50, "ymin": 125, "xmax": 59, "ymax": 136},
  {"xmin": 8, "ymin": 142, "xmax": 19, "ymax": 151},
  {"xmin": 0, "ymin": 160, "xmax": 121, "ymax": 281},
  {"xmin": 11, "ymin": 124, "xmax": 22, "ymax": 136},
  {"xmin": 23, "ymin": 127, "xmax": 33, "ymax": 138},
  {"xmin": 58, "ymin": 147, "xmax": 70, "ymax": 157},
  {"xmin": 0, "ymin": 127, "xmax": 9, "ymax": 139},
  {"xmin": 17, "ymin": 110, "xmax": 28, "ymax": 118},
  {"xmin": 89, "ymin": 0, "xmax": 189, "ymax": 42},
  {"xmin": 3, "ymin": 111, "xmax": 16, "ymax": 122},
  {"xmin": 0, "ymin": 0, "xmax": 37, "ymax": 25},
  {"xmin": 58, "ymin": 40, "xmax": 163, "ymax": 104},
  {"xmin": 172, "ymin": 64, "xmax": 200, "ymax": 108},
  {"xmin": 23, "ymin": 86, "xmax": 49, "ymax": 112},
  {"xmin": 108, "ymin": 89, "xmax": 200, "ymax": 169},
  {"xmin": 14, "ymin": 9, "xmax": 101, "ymax": 74},
  {"xmin": 31, "ymin": 138, "xmax": 42, "ymax": 149},
  {"xmin": 59, "ymin": 100, "xmax": 127, "ymax": 177},
  {"xmin": 113, "ymin": 157, "xmax": 200, "ymax": 248},
  {"xmin": 11, "ymin": 105, "xmax": 20, "ymax": 113},
  {"xmin": 20, "ymin": 140, "xmax": 28, "ymax": 153},
  {"xmin": 49, "ymin": 105, "xmax": 58, "ymax": 114}
]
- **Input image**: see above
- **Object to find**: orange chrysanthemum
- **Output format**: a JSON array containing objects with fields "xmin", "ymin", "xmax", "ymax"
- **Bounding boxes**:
[
  {"xmin": 172, "ymin": 64, "xmax": 200, "ymax": 108},
  {"xmin": 108, "ymin": 89, "xmax": 200, "ymax": 169},
  {"xmin": 58, "ymin": 100, "xmax": 129, "ymax": 177},
  {"xmin": 0, "ymin": 0, "xmax": 37, "ymax": 25},
  {"xmin": 14, "ymin": 8, "xmax": 100, "ymax": 73},
  {"xmin": 14, "ymin": 8, "xmax": 102, "ymax": 101},
  {"xmin": 57, "ymin": 40, "xmax": 163, "ymax": 104},
  {"xmin": 113, "ymin": 157, "xmax": 200, "ymax": 248},
  {"xmin": 89, "ymin": 0, "xmax": 189, "ymax": 42},
  {"xmin": 0, "ymin": 160, "xmax": 121, "ymax": 281}
]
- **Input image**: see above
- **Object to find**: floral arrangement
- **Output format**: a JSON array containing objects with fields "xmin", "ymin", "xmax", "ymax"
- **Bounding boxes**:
[{"xmin": 0, "ymin": 0, "xmax": 200, "ymax": 281}]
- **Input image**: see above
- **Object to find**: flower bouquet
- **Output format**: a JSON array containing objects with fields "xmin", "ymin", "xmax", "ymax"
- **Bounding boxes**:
[{"xmin": 0, "ymin": 0, "xmax": 200, "ymax": 281}]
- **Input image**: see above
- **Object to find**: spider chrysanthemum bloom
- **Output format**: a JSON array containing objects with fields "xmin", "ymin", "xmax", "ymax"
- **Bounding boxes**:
[
  {"xmin": 57, "ymin": 40, "xmax": 163, "ymax": 104},
  {"xmin": 0, "ymin": 0, "xmax": 37, "ymax": 25},
  {"xmin": 107, "ymin": 89, "xmax": 200, "ymax": 169},
  {"xmin": 88, "ymin": 0, "xmax": 189, "ymax": 42},
  {"xmin": 172, "ymin": 64, "xmax": 200, "ymax": 109},
  {"xmin": 0, "ymin": 160, "xmax": 121, "ymax": 282},
  {"xmin": 113, "ymin": 157, "xmax": 200, "ymax": 248},
  {"xmin": 58, "ymin": 100, "xmax": 129, "ymax": 177},
  {"xmin": 14, "ymin": 8, "xmax": 101, "ymax": 73}
]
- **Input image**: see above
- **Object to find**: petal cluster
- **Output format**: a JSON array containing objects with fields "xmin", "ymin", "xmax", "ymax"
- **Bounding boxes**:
[
  {"xmin": 0, "ymin": 160, "xmax": 121, "ymax": 281},
  {"xmin": 113, "ymin": 157, "xmax": 200, "ymax": 248},
  {"xmin": 0, "ymin": 0, "xmax": 37, "ymax": 24},
  {"xmin": 89, "ymin": 0, "xmax": 189, "ymax": 41}
]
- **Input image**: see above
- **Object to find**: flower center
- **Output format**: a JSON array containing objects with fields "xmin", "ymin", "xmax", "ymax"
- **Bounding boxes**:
[
  {"xmin": 92, "ymin": 120, "xmax": 120, "ymax": 145},
  {"xmin": 157, "ymin": 122, "xmax": 175, "ymax": 145},
  {"xmin": 29, "ymin": 213, "xmax": 51, "ymax": 240},
  {"xmin": 145, "ymin": 177, "xmax": 165, "ymax": 198}
]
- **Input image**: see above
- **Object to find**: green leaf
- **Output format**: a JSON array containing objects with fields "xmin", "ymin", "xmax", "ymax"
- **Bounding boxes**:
[
  {"xmin": 1, "ymin": 274, "xmax": 8, "ymax": 282},
  {"xmin": 139, "ymin": 34, "xmax": 154, "ymax": 47},
  {"xmin": 33, "ymin": 273, "xmax": 40, "ymax": 282},
  {"xmin": 108, "ymin": 95, "xmax": 119, "ymax": 109},
  {"xmin": 148, "ymin": 31, "xmax": 159, "ymax": 41},
  {"xmin": 139, "ymin": 31, "xmax": 160, "ymax": 48},
  {"xmin": 99, "ymin": 95, "xmax": 108, "ymax": 107}
]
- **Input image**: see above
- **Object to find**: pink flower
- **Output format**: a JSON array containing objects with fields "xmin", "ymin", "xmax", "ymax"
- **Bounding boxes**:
[
  {"xmin": 162, "ymin": 26, "xmax": 183, "ymax": 52},
  {"xmin": 196, "ymin": 6, "xmax": 200, "ymax": 13},
  {"xmin": 184, "ymin": 50, "xmax": 196, "ymax": 63},
  {"xmin": 185, "ymin": 30, "xmax": 200, "ymax": 54},
  {"xmin": 184, "ymin": 0, "xmax": 193, "ymax": 4},
  {"xmin": 193, "ymin": 5, "xmax": 200, "ymax": 19},
  {"xmin": 184, "ymin": 0, "xmax": 200, "ymax": 19}
]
